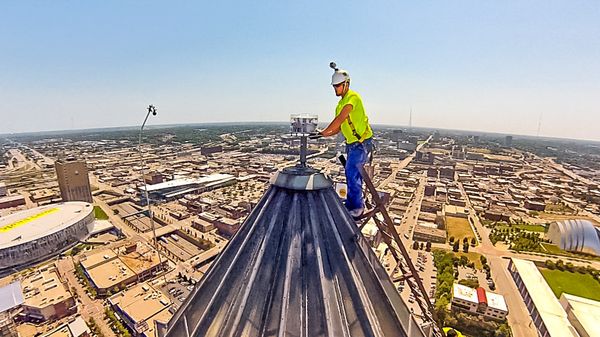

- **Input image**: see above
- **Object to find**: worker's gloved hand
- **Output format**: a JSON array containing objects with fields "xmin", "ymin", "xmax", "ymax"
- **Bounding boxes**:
[{"xmin": 308, "ymin": 131, "xmax": 323, "ymax": 140}]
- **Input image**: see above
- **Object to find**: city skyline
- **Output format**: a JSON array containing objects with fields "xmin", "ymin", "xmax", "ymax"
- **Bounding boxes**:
[{"xmin": 1, "ymin": 1, "xmax": 599, "ymax": 141}]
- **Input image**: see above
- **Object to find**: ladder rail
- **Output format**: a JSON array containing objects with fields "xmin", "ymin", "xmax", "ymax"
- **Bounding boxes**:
[{"xmin": 358, "ymin": 165, "xmax": 444, "ymax": 337}]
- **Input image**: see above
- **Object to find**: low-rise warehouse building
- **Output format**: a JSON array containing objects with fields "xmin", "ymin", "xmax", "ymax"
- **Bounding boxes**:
[
  {"xmin": 451, "ymin": 283, "xmax": 508, "ymax": 320},
  {"xmin": 21, "ymin": 265, "xmax": 76, "ymax": 322},
  {"xmin": 81, "ymin": 243, "xmax": 166, "ymax": 296},
  {"xmin": 108, "ymin": 282, "xmax": 172, "ymax": 337},
  {"xmin": 40, "ymin": 316, "xmax": 90, "ymax": 337},
  {"xmin": 413, "ymin": 223, "xmax": 446, "ymax": 243}
]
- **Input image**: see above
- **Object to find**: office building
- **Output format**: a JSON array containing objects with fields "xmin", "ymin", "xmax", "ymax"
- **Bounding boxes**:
[
  {"xmin": 21, "ymin": 265, "xmax": 76, "ymax": 322},
  {"xmin": 55, "ymin": 159, "xmax": 93, "ymax": 203},
  {"xmin": 451, "ymin": 283, "xmax": 508, "ymax": 320}
]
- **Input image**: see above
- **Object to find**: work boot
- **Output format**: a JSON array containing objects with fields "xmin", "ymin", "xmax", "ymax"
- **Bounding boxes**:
[{"xmin": 349, "ymin": 207, "xmax": 365, "ymax": 219}]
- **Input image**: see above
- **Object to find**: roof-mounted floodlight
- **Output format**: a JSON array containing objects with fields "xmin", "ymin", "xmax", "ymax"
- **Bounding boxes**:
[
  {"xmin": 290, "ymin": 113, "xmax": 318, "ymax": 136},
  {"xmin": 290, "ymin": 114, "xmax": 318, "ymax": 168}
]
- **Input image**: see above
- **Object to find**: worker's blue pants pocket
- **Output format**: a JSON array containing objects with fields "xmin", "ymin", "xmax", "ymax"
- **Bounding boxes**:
[{"xmin": 345, "ymin": 139, "xmax": 371, "ymax": 211}]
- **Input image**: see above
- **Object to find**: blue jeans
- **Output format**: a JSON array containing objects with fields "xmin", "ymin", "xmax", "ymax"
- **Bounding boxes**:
[{"xmin": 345, "ymin": 138, "xmax": 373, "ymax": 211}]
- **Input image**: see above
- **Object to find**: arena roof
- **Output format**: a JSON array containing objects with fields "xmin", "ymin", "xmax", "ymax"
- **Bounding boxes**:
[{"xmin": 0, "ymin": 202, "xmax": 93, "ymax": 250}]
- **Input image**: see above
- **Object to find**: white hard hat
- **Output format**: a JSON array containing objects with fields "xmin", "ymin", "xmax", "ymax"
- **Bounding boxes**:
[{"xmin": 331, "ymin": 69, "xmax": 350, "ymax": 85}]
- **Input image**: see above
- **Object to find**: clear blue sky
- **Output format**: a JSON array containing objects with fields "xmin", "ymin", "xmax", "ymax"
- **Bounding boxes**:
[{"xmin": 1, "ymin": 1, "xmax": 599, "ymax": 140}]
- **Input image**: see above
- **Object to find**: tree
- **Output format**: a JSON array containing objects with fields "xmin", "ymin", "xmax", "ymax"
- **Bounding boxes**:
[
  {"xmin": 480, "ymin": 255, "xmax": 487, "ymax": 265},
  {"xmin": 459, "ymin": 255, "xmax": 468, "ymax": 266},
  {"xmin": 434, "ymin": 296, "xmax": 450, "ymax": 326},
  {"xmin": 458, "ymin": 278, "xmax": 479, "ymax": 288},
  {"xmin": 453, "ymin": 241, "xmax": 460, "ymax": 252},
  {"xmin": 565, "ymin": 262, "xmax": 575, "ymax": 273},
  {"xmin": 426, "ymin": 241, "xmax": 432, "ymax": 252},
  {"xmin": 495, "ymin": 323, "xmax": 512, "ymax": 337}
]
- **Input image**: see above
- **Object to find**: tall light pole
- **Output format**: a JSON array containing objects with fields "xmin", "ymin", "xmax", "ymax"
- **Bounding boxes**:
[{"xmin": 138, "ymin": 105, "xmax": 165, "ymax": 277}]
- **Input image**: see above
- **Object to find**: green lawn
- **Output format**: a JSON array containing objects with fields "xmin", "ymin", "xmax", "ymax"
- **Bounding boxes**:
[
  {"xmin": 540, "ymin": 268, "xmax": 600, "ymax": 301},
  {"xmin": 497, "ymin": 224, "xmax": 546, "ymax": 233},
  {"xmin": 541, "ymin": 243, "xmax": 563, "ymax": 254},
  {"xmin": 93, "ymin": 205, "xmax": 109, "ymax": 220}
]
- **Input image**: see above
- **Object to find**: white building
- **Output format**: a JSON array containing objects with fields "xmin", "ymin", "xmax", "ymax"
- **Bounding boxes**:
[
  {"xmin": 508, "ymin": 258, "xmax": 580, "ymax": 337},
  {"xmin": 451, "ymin": 283, "xmax": 508, "ymax": 320},
  {"xmin": 559, "ymin": 293, "xmax": 600, "ymax": 337}
]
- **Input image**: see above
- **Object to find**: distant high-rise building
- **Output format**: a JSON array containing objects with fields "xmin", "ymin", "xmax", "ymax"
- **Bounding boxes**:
[
  {"xmin": 504, "ymin": 135, "xmax": 513, "ymax": 147},
  {"xmin": 55, "ymin": 160, "xmax": 93, "ymax": 203}
]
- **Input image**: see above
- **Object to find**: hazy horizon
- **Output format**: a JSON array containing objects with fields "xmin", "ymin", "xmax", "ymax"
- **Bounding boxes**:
[
  {"xmin": 1, "ymin": 1, "xmax": 599, "ymax": 140},
  {"xmin": 4, "ymin": 120, "xmax": 600, "ymax": 145}
]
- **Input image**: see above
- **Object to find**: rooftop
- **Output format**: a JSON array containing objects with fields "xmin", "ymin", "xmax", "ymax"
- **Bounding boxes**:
[
  {"xmin": 109, "ymin": 282, "xmax": 172, "ymax": 336},
  {"xmin": 41, "ymin": 316, "xmax": 90, "ymax": 337},
  {"xmin": 0, "ymin": 281, "xmax": 24, "ymax": 312},
  {"xmin": 510, "ymin": 258, "xmax": 579, "ymax": 337},
  {"xmin": 109, "ymin": 282, "xmax": 172, "ymax": 324},
  {"xmin": 0, "ymin": 202, "xmax": 93, "ymax": 249},
  {"xmin": 560, "ymin": 293, "xmax": 600, "ymax": 337},
  {"xmin": 85, "ymin": 258, "xmax": 134, "ymax": 290},
  {"xmin": 486, "ymin": 291, "xmax": 508, "ymax": 312},
  {"xmin": 82, "ymin": 243, "xmax": 162, "ymax": 290},
  {"xmin": 21, "ymin": 266, "xmax": 72, "ymax": 309},
  {"xmin": 142, "ymin": 174, "xmax": 234, "ymax": 192},
  {"xmin": 452, "ymin": 283, "xmax": 478, "ymax": 303}
]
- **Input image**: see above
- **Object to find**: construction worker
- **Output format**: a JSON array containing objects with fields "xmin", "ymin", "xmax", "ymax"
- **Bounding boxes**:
[
  {"xmin": 442, "ymin": 327, "xmax": 464, "ymax": 337},
  {"xmin": 311, "ymin": 62, "xmax": 373, "ymax": 218}
]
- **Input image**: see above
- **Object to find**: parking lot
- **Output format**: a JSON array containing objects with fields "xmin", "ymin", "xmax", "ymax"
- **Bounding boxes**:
[
  {"xmin": 394, "ymin": 249, "xmax": 437, "ymax": 317},
  {"xmin": 159, "ymin": 278, "xmax": 193, "ymax": 310}
]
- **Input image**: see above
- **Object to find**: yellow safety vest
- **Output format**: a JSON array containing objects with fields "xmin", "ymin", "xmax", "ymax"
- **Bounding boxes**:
[{"xmin": 335, "ymin": 89, "xmax": 373, "ymax": 144}]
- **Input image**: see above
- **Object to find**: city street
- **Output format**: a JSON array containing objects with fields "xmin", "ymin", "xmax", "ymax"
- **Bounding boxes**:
[{"xmin": 55, "ymin": 257, "xmax": 116, "ymax": 337}]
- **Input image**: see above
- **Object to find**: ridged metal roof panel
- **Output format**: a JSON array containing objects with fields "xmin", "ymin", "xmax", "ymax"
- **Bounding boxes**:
[{"xmin": 163, "ymin": 182, "xmax": 424, "ymax": 337}]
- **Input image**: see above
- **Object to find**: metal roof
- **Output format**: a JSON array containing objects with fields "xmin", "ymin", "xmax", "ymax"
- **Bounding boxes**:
[
  {"xmin": 0, "ymin": 281, "xmax": 24, "ymax": 312},
  {"xmin": 162, "ymin": 168, "xmax": 425, "ymax": 337},
  {"xmin": 141, "ymin": 174, "xmax": 234, "ymax": 192}
]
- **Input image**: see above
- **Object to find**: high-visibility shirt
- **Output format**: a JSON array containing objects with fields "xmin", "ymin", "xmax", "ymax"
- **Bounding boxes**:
[
  {"xmin": 442, "ymin": 327, "xmax": 465, "ymax": 337},
  {"xmin": 335, "ymin": 89, "xmax": 373, "ymax": 144}
]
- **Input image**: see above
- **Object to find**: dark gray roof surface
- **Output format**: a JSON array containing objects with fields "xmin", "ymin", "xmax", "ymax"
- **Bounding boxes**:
[{"xmin": 164, "ymin": 174, "xmax": 424, "ymax": 337}]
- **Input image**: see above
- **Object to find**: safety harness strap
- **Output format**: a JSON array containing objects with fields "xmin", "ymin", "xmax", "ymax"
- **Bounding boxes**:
[{"xmin": 346, "ymin": 114, "xmax": 371, "ymax": 143}]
